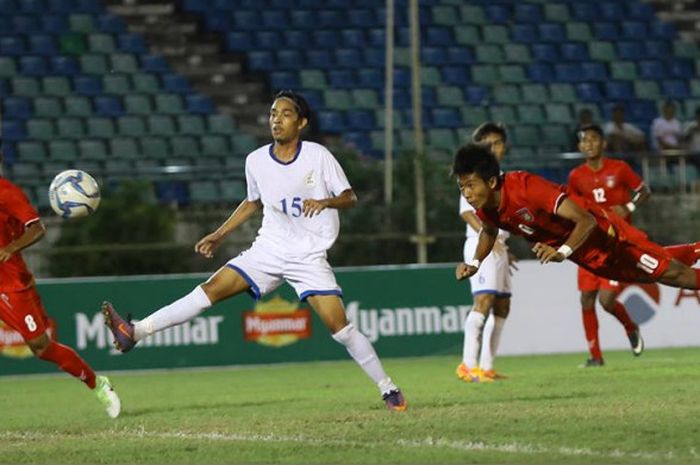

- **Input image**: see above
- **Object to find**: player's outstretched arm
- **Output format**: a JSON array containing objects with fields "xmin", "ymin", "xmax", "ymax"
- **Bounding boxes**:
[
  {"xmin": 0, "ymin": 220, "xmax": 45, "ymax": 263},
  {"xmin": 456, "ymin": 222, "xmax": 498, "ymax": 280},
  {"xmin": 195, "ymin": 199, "xmax": 262, "ymax": 258},
  {"xmin": 302, "ymin": 188, "xmax": 357, "ymax": 217},
  {"xmin": 533, "ymin": 198, "xmax": 596, "ymax": 264}
]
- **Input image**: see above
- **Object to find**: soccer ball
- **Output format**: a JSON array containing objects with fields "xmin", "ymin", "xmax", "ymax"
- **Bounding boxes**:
[{"xmin": 48, "ymin": 170, "xmax": 101, "ymax": 219}]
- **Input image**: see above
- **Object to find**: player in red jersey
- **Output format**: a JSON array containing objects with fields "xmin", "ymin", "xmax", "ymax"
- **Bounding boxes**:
[
  {"xmin": 0, "ymin": 158, "xmax": 120, "ymax": 418},
  {"xmin": 568, "ymin": 125, "xmax": 651, "ymax": 367},
  {"xmin": 452, "ymin": 143, "xmax": 700, "ymax": 297}
]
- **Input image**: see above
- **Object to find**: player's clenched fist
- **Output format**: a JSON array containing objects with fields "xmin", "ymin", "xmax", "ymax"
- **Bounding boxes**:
[
  {"xmin": 302, "ymin": 198, "xmax": 328, "ymax": 217},
  {"xmin": 455, "ymin": 262, "xmax": 478, "ymax": 280},
  {"xmin": 195, "ymin": 232, "xmax": 222, "ymax": 259},
  {"xmin": 532, "ymin": 242, "xmax": 565, "ymax": 264}
]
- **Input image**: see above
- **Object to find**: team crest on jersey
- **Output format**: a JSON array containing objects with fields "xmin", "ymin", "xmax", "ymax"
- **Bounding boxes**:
[
  {"xmin": 515, "ymin": 207, "xmax": 533, "ymax": 222},
  {"xmin": 304, "ymin": 170, "xmax": 316, "ymax": 187},
  {"xmin": 605, "ymin": 175, "xmax": 616, "ymax": 188}
]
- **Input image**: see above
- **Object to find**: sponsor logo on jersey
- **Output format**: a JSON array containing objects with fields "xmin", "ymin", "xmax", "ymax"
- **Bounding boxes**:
[
  {"xmin": 242, "ymin": 295, "xmax": 311, "ymax": 347},
  {"xmin": 605, "ymin": 175, "xmax": 616, "ymax": 188},
  {"xmin": 304, "ymin": 170, "xmax": 316, "ymax": 187},
  {"xmin": 515, "ymin": 208, "xmax": 533, "ymax": 222}
]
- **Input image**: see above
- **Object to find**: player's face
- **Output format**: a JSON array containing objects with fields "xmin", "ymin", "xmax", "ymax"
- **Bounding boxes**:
[
  {"xmin": 269, "ymin": 98, "xmax": 308, "ymax": 144},
  {"xmin": 578, "ymin": 130, "xmax": 605, "ymax": 159},
  {"xmin": 479, "ymin": 132, "xmax": 506, "ymax": 161},
  {"xmin": 457, "ymin": 173, "xmax": 497, "ymax": 209}
]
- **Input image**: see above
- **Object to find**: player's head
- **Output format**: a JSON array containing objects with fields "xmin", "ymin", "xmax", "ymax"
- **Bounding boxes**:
[
  {"xmin": 472, "ymin": 122, "xmax": 507, "ymax": 161},
  {"xmin": 578, "ymin": 124, "xmax": 606, "ymax": 160},
  {"xmin": 269, "ymin": 90, "xmax": 310, "ymax": 144},
  {"xmin": 452, "ymin": 143, "xmax": 501, "ymax": 209},
  {"xmin": 662, "ymin": 100, "xmax": 676, "ymax": 119},
  {"xmin": 612, "ymin": 104, "xmax": 625, "ymax": 123},
  {"xmin": 578, "ymin": 108, "xmax": 594, "ymax": 126}
]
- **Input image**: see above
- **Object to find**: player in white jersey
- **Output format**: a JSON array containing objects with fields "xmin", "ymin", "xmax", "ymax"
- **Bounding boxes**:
[
  {"xmin": 101, "ymin": 91, "xmax": 407, "ymax": 411},
  {"xmin": 456, "ymin": 122, "xmax": 516, "ymax": 383}
]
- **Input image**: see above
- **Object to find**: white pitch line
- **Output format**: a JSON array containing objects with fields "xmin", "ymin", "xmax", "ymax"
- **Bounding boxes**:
[{"xmin": 0, "ymin": 429, "xmax": 684, "ymax": 461}]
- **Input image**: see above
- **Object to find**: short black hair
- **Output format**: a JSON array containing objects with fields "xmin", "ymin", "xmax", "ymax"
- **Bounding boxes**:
[
  {"xmin": 578, "ymin": 124, "xmax": 604, "ymax": 140},
  {"xmin": 452, "ymin": 143, "xmax": 501, "ymax": 183},
  {"xmin": 472, "ymin": 122, "xmax": 507, "ymax": 143},
  {"xmin": 273, "ymin": 90, "xmax": 311, "ymax": 121}
]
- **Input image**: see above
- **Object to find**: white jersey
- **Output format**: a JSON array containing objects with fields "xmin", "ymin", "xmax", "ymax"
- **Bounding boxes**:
[
  {"xmin": 459, "ymin": 195, "xmax": 509, "ymax": 241},
  {"xmin": 245, "ymin": 141, "xmax": 351, "ymax": 255}
]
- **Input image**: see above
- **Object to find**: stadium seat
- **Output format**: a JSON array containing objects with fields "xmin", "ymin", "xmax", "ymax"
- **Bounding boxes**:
[
  {"xmin": 520, "ymin": 84, "xmax": 548, "ymax": 104},
  {"xmin": 124, "ymin": 95, "xmax": 153, "ymax": 115},
  {"xmin": 488, "ymin": 105, "xmax": 517, "ymax": 125},
  {"xmin": 117, "ymin": 116, "xmax": 147, "ymax": 137},
  {"xmin": 103, "ymin": 74, "xmax": 131, "ymax": 95},
  {"xmin": 566, "ymin": 22, "xmax": 592, "ymax": 42},
  {"xmin": 575, "ymin": 83, "xmax": 603, "ymax": 102},
  {"xmin": 517, "ymin": 105, "xmax": 546, "ymax": 125},
  {"xmin": 94, "ymin": 96, "xmax": 124, "ymax": 117},
  {"xmin": 87, "ymin": 117, "xmax": 116, "ymax": 138},
  {"xmin": 200, "ymin": 135, "xmax": 229, "ymax": 156},
  {"xmin": 50, "ymin": 56, "xmax": 79, "ymax": 75},
  {"xmin": 78, "ymin": 140, "xmax": 108, "ymax": 160},
  {"xmin": 5, "ymin": 97, "xmax": 33, "ymax": 119},
  {"xmin": 56, "ymin": 118, "xmax": 86, "ymax": 139},
  {"xmin": 3, "ymin": 120, "xmax": 26, "ymax": 141},
  {"xmin": 74, "ymin": 76, "xmax": 102, "ymax": 96},
  {"xmin": 132, "ymin": 74, "xmax": 159, "ymax": 94},
  {"xmin": 177, "ymin": 115, "xmax": 206, "ymax": 135},
  {"xmin": 207, "ymin": 114, "xmax": 236, "ymax": 134},
  {"xmin": 35, "ymin": 96, "xmax": 64, "ymax": 117},
  {"xmin": 18, "ymin": 141, "xmax": 47, "ymax": 162},
  {"xmin": 19, "ymin": 56, "xmax": 47, "ymax": 76},
  {"xmin": 49, "ymin": 140, "xmax": 79, "ymax": 160},
  {"xmin": 610, "ymin": 62, "xmax": 637, "ymax": 81},
  {"xmin": 148, "ymin": 115, "xmax": 176, "ymax": 136}
]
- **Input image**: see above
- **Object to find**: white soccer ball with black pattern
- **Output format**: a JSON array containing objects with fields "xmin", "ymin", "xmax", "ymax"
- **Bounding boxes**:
[{"xmin": 48, "ymin": 170, "xmax": 101, "ymax": 219}]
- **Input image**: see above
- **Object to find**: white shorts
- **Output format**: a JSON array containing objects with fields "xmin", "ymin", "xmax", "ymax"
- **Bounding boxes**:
[
  {"xmin": 463, "ymin": 237, "xmax": 512, "ymax": 297},
  {"xmin": 226, "ymin": 241, "xmax": 342, "ymax": 301}
]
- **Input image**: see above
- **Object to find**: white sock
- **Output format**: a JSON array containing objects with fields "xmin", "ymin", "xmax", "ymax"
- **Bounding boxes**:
[
  {"xmin": 133, "ymin": 286, "xmax": 212, "ymax": 341},
  {"xmin": 479, "ymin": 315, "xmax": 506, "ymax": 371},
  {"xmin": 332, "ymin": 323, "xmax": 395, "ymax": 394},
  {"xmin": 462, "ymin": 311, "xmax": 486, "ymax": 368}
]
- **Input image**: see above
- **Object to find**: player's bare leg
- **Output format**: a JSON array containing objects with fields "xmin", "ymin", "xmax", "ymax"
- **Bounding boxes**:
[
  {"xmin": 457, "ymin": 293, "xmax": 494, "ymax": 382},
  {"xmin": 308, "ymin": 294, "xmax": 406, "ymax": 411},
  {"xmin": 103, "ymin": 266, "xmax": 250, "ymax": 352},
  {"xmin": 598, "ymin": 289, "xmax": 643, "ymax": 356},
  {"xmin": 479, "ymin": 297, "xmax": 509, "ymax": 380},
  {"xmin": 657, "ymin": 260, "xmax": 700, "ymax": 289},
  {"xmin": 579, "ymin": 291, "xmax": 604, "ymax": 367},
  {"xmin": 27, "ymin": 332, "xmax": 120, "ymax": 418}
]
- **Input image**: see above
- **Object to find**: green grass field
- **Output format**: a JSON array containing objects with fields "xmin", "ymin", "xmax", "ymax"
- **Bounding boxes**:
[{"xmin": 1, "ymin": 348, "xmax": 699, "ymax": 464}]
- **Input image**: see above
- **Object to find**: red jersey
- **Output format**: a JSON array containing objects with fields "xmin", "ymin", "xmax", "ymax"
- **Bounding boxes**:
[
  {"xmin": 0, "ymin": 178, "xmax": 41, "ymax": 292},
  {"xmin": 568, "ymin": 157, "xmax": 644, "ymax": 215},
  {"xmin": 476, "ymin": 172, "xmax": 653, "ymax": 276}
]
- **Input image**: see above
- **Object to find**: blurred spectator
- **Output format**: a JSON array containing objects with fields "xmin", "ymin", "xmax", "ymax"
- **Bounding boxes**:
[
  {"xmin": 683, "ymin": 106, "xmax": 700, "ymax": 154},
  {"xmin": 571, "ymin": 108, "xmax": 595, "ymax": 151},
  {"xmin": 650, "ymin": 100, "xmax": 683, "ymax": 152},
  {"xmin": 603, "ymin": 104, "xmax": 646, "ymax": 153}
]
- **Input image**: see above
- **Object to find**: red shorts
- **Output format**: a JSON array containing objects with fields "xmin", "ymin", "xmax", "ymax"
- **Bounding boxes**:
[
  {"xmin": 0, "ymin": 287, "xmax": 50, "ymax": 341},
  {"xmin": 577, "ymin": 266, "xmax": 621, "ymax": 292},
  {"xmin": 574, "ymin": 219, "xmax": 672, "ymax": 284}
]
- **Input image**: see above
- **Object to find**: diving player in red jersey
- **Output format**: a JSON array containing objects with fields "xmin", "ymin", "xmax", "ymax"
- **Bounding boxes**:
[
  {"xmin": 453, "ymin": 143, "xmax": 700, "ymax": 295},
  {"xmin": 0, "ymin": 156, "xmax": 120, "ymax": 418},
  {"xmin": 568, "ymin": 125, "xmax": 651, "ymax": 367}
]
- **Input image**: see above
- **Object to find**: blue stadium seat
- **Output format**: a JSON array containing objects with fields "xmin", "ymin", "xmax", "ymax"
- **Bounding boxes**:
[
  {"xmin": 645, "ymin": 41, "xmax": 670, "ymax": 58},
  {"xmin": 298, "ymin": 89, "xmax": 322, "ymax": 109},
  {"xmin": 368, "ymin": 28, "xmax": 386, "ymax": 47},
  {"xmin": 48, "ymin": 0, "xmax": 74, "ymax": 13},
  {"xmin": 422, "ymin": 47, "xmax": 448, "ymax": 66},
  {"xmin": 343, "ymin": 131, "xmax": 372, "ymax": 154},
  {"xmin": 29, "ymin": 35, "xmax": 57, "ymax": 55},
  {"xmin": 346, "ymin": 110, "xmax": 375, "ymax": 130},
  {"xmin": 0, "ymin": 37, "xmax": 26, "ymax": 56},
  {"xmin": 650, "ymin": 21, "xmax": 676, "ymax": 39},
  {"xmin": 227, "ymin": 31, "xmax": 252, "ymax": 51},
  {"xmin": 283, "ymin": 30, "xmax": 310, "ymax": 49},
  {"xmin": 162, "ymin": 74, "xmax": 190, "ymax": 93},
  {"xmin": 571, "ymin": 3, "xmax": 597, "ymax": 21},
  {"xmin": 515, "ymin": 3, "xmax": 541, "ymax": 22},
  {"xmin": 599, "ymin": 2, "xmax": 624, "ymax": 21},
  {"xmin": 617, "ymin": 41, "xmax": 645, "ymax": 60},
  {"xmin": 662, "ymin": 80, "xmax": 690, "ymax": 99},
  {"xmin": 41, "ymin": 16, "xmax": 68, "ymax": 33},
  {"xmin": 575, "ymin": 82, "xmax": 603, "ymax": 102},
  {"xmin": 670, "ymin": 59, "xmax": 694, "ymax": 79},
  {"xmin": 560, "ymin": 43, "xmax": 588, "ymax": 61},
  {"xmin": 447, "ymin": 47, "xmax": 474, "ymax": 64},
  {"xmin": 3, "ymin": 120, "xmax": 25, "ymax": 141},
  {"xmin": 393, "ymin": 68, "xmax": 410, "ymax": 87},
  {"xmin": 443, "ymin": 66, "xmax": 469, "ymax": 85},
  {"xmin": 349, "ymin": 9, "xmax": 376, "ymax": 28},
  {"xmin": 4, "ymin": 97, "xmax": 32, "ymax": 119},
  {"xmin": 627, "ymin": 2, "xmax": 655, "ymax": 21},
  {"xmin": 422, "ymin": 87, "xmax": 437, "ymax": 107},
  {"xmin": 341, "ymin": 30, "xmax": 366, "ymax": 48},
  {"xmin": 628, "ymin": 101, "xmax": 657, "ymax": 121},
  {"xmin": 269, "ymin": 71, "xmax": 299, "ymax": 90},
  {"xmin": 425, "ymin": 27, "xmax": 453, "ymax": 46},
  {"xmin": 538, "ymin": 23, "xmax": 566, "ymax": 42},
  {"xmin": 290, "ymin": 10, "xmax": 315, "ymax": 28},
  {"xmin": 485, "ymin": 4, "xmax": 510, "ymax": 23},
  {"xmin": 357, "ymin": 68, "xmax": 382, "ymax": 89},
  {"xmin": 248, "ymin": 50, "xmax": 276, "ymax": 71},
  {"xmin": 604, "ymin": 81, "xmax": 634, "ymax": 100},
  {"xmin": 141, "ymin": 54, "xmax": 169, "ymax": 73},
  {"xmin": 19, "ymin": 0, "xmax": 45, "ymax": 13},
  {"xmin": 155, "ymin": 181, "xmax": 189, "ymax": 205},
  {"xmin": 639, "ymin": 60, "xmax": 667, "ymax": 79},
  {"xmin": 335, "ymin": 48, "xmax": 363, "ymax": 68},
  {"xmin": 74, "ymin": 0, "xmax": 102, "ymax": 13},
  {"xmin": 527, "ymin": 63, "xmax": 553, "ymax": 82},
  {"xmin": 307, "ymin": 50, "xmax": 333, "ymax": 69},
  {"xmin": 465, "ymin": 85, "xmax": 488, "ymax": 104},
  {"xmin": 531, "ymin": 43, "xmax": 558, "ymax": 62},
  {"xmin": 432, "ymin": 108, "xmax": 461, "ymax": 128},
  {"xmin": 363, "ymin": 49, "xmax": 384, "ymax": 67},
  {"xmin": 554, "ymin": 63, "xmax": 582, "ymax": 82},
  {"xmin": 20, "ymin": 56, "xmax": 47, "ymax": 76},
  {"xmin": 593, "ymin": 23, "xmax": 619, "ymax": 41},
  {"xmin": 262, "ymin": 10, "xmax": 287, "ymax": 29},
  {"xmin": 328, "ymin": 69, "xmax": 356, "ymax": 88},
  {"xmin": 313, "ymin": 30, "xmax": 340, "ymax": 49},
  {"xmin": 319, "ymin": 9, "xmax": 344, "ymax": 28},
  {"xmin": 255, "ymin": 31, "xmax": 277, "ymax": 49},
  {"xmin": 512, "ymin": 24, "xmax": 537, "ymax": 43},
  {"xmin": 185, "ymin": 94, "xmax": 215, "ymax": 114},
  {"xmin": 621, "ymin": 21, "xmax": 647, "ymax": 40},
  {"xmin": 94, "ymin": 96, "xmax": 124, "ymax": 117},
  {"xmin": 12, "ymin": 15, "xmax": 39, "ymax": 34},
  {"xmin": 73, "ymin": 75, "xmax": 102, "ymax": 95},
  {"xmin": 277, "ymin": 49, "xmax": 303, "ymax": 69},
  {"xmin": 582, "ymin": 62, "xmax": 608, "ymax": 81},
  {"xmin": 317, "ymin": 110, "xmax": 345, "ymax": 133},
  {"xmin": 97, "ymin": 14, "xmax": 126, "ymax": 33},
  {"xmin": 232, "ymin": 10, "xmax": 260, "ymax": 30}
]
